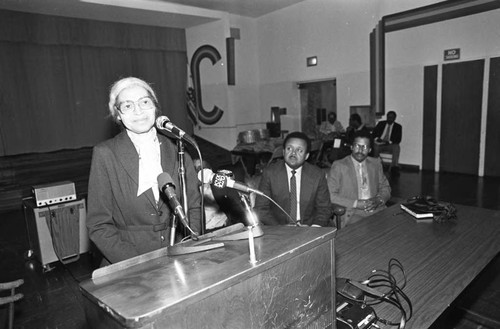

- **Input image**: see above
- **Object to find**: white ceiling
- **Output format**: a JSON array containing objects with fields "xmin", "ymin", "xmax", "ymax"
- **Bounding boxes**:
[
  {"xmin": 0, "ymin": 0, "xmax": 306, "ymax": 28},
  {"xmin": 157, "ymin": 0, "xmax": 306, "ymax": 18}
]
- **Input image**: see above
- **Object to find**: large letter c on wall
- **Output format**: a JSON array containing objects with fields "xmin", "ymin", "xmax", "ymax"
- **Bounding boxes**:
[{"xmin": 190, "ymin": 45, "xmax": 224, "ymax": 125}]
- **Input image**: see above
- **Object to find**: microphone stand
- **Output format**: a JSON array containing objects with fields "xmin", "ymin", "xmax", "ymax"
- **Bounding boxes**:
[
  {"xmin": 176, "ymin": 138, "xmax": 206, "ymax": 235},
  {"xmin": 156, "ymin": 126, "xmax": 221, "ymax": 255},
  {"xmin": 176, "ymin": 140, "xmax": 189, "ymax": 243},
  {"xmin": 209, "ymin": 192, "xmax": 264, "ymax": 241},
  {"xmin": 164, "ymin": 138, "xmax": 223, "ymax": 256},
  {"xmin": 239, "ymin": 192, "xmax": 259, "ymax": 227}
]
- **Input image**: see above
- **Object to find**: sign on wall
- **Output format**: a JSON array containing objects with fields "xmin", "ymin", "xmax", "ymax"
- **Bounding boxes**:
[
  {"xmin": 444, "ymin": 48, "xmax": 460, "ymax": 61},
  {"xmin": 189, "ymin": 45, "xmax": 224, "ymax": 125}
]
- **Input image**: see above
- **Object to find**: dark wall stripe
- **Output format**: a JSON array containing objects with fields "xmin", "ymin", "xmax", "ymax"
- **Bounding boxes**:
[
  {"xmin": 370, "ymin": 21, "xmax": 385, "ymax": 115},
  {"xmin": 422, "ymin": 65, "xmax": 438, "ymax": 171},
  {"xmin": 484, "ymin": 57, "xmax": 500, "ymax": 177},
  {"xmin": 226, "ymin": 37, "xmax": 235, "ymax": 86}
]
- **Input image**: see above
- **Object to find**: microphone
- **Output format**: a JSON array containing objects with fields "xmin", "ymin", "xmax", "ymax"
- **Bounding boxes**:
[
  {"xmin": 156, "ymin": 116, "xmax": 196, "ymax": 145},
  {"xmin": 197, "ymin": 168, "xmax": 264, "ymax": 196},
  {"xmin": 157, "ymin": 173, "xmax": 198, "ymax": 237}
]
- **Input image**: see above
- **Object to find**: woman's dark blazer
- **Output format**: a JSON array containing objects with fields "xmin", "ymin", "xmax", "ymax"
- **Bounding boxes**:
[{"xmin": 86, "ymin": 130, "xmax": 201, "ymax": 264}]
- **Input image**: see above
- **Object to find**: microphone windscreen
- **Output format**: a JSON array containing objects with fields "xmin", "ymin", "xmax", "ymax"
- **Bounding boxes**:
[
  {"xmin": 155, "ymin": 116, "xmax": 170, "ymax": 129},
  {"xmin": 217, "ymin": 169, "xmax": 234, "ymax": 178},
  {"xmin": 197, "ymin": 168, "xmax": 214, "ymax": 184},
  {"xmin": 157, "ymin": 172, "xmax": 174, "ymax": 188}
]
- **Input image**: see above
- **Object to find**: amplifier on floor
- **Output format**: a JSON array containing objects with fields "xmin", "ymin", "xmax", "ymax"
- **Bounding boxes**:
[
  {"xmin": 23, "ymin": 198, "xmax": 89, "ymax": 269},
  {"xmin": 32, "ymin": 181, "xmax": 76, "ymax": 207}
]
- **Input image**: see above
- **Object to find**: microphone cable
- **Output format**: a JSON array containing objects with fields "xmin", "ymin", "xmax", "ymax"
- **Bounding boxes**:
[
  {"xmin": 193, "ymin": 146, "xmax": 206, "ymax": 235},
  {"xmin": 364, "ymin": 259, "xmax": 413, "ymax": 328},
  {"xmin": 339, "ymin": 258, "xmax": 413, "ymax": 329},
  {"xmin": 42, "ymin": 202, "xmax": 84, "ymax": 284},
  {"xmin": 156, "ymin": 115, "xmax": 206, "ymax": 235},
  {"xmin": 258, "ymin": 193, "xmax": 300, "ymax": 226}
]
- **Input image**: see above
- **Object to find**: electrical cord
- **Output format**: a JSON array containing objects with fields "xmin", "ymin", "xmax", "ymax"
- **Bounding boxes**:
[
  {"xmin": 45, "ymin": 203, "xmax": 82, "ymax": 284},
  {"xmin": 338, "ymin": 258, "xmax": 413, "ymax": 329},
  {"xmin": 260, "ymin": 193, "xmax": 300, "ymax": 226}
]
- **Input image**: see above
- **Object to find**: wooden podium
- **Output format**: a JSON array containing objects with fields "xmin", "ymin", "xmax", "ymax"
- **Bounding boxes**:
[{"xmin": 80, "ymin": 226, "xmax": 336, "ymax": 329}]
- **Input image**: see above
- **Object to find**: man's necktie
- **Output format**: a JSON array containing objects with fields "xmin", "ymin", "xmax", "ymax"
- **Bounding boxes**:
[
  {"xmin": 359, "ymin": 163, "xmax": 367, "ymax": 189},
  {"xmin": 289, "ymin": 170, "xmax": 297, "ymax": 222},
  {"xmin": 382, "ymin": 123, "xmax": 392, "ymax": 142}
]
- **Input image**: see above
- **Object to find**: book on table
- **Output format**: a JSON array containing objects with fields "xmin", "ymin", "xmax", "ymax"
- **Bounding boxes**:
[{"xmin": 400, "ymin": 203, "xmax": 434, "ymax": 219}]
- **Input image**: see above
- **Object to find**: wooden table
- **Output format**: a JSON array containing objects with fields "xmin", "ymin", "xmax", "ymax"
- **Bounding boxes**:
[
  {"xmin": 80, "ymin": 226, "xmax": 336, "ymax": 329},
  {"xmin": 335, "ymin": 203, "xmax": 500, "ymax": 328}
]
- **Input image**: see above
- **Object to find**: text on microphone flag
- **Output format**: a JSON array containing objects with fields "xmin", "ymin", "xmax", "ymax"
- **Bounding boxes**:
[{"xmin": 213, "ymin": 174, "xmax": 226, "ymax": 189}]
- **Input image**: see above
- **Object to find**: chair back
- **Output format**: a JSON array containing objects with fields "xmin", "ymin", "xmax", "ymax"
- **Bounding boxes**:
[
  {"xmin": 0, "ymin": 279, "xmax": 24, "ymax": 329},
  {"xmin": 267, "ymin": 146, "xmax": 284, "ymax": 166}
]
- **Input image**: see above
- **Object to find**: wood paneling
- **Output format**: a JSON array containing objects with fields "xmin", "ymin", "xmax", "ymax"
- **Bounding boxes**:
[
  {"xmin": 0, "ymin": 147, "xmax": 93, "ymax": 212},
  {"xmin": 0, "ymin": 137, "xmax": 232, "ymax": 213}
]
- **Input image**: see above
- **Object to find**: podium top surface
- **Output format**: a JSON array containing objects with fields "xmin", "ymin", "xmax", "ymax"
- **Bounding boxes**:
[{"xmin": 80, "ymin": 226, "xmax": 336, "ymax": 326}]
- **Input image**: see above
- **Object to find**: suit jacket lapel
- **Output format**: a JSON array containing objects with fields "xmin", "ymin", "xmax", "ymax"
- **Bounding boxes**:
[
  {"xmin": 114, "ymin": 131, "xmax": 139, "ymax": 186},
  {"xmin": 159, "ymin": 134, "xmax": 176, "ymax": 175},
  {"xmin": 275, "ymin": 162, "xmax": 290, "ymax": 214},
  {"xmin": 366, "ymin": 157, "xmax": 378, "ymax": 197},
  {"xmin": 299, "ymin": 164, "xmax": 314, "ymax": 219},
  {"xmin": 346, "ymin": 157, "xmax": 359, "ymax": 199},
  {"xmin": 114, "ymin": 131, "xmax": 157, "ymax": 209},
  {"xmin": 158, "ymin": 134, "xmax": 177, "ymax": 210}
]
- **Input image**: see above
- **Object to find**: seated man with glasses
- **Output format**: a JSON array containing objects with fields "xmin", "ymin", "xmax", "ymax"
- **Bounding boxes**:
[
  {"xmin": 254, "ymin": 131, "xmax": 332, "ymax": 226},
  {"xmin": 327, "ymin": 130, "xmax": 391, "ymax": 227}
]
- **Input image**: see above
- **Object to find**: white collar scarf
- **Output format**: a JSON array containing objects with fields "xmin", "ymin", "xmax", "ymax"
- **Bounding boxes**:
[{"xmin": 127, "ymin": 128, "xmax": 163, "ymax": 201}]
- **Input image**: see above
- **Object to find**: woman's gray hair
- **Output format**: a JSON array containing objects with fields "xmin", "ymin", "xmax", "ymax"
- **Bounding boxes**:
[{"xmin": 108, "ymin": 77, "xmax": 159, "ymax": 123}]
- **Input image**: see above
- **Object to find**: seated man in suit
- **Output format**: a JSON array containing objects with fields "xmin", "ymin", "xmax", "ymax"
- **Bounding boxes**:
[
  {"xmin": 327, "ymin": 130, "xmax": 391, "ymax": 227},
  {"xmin": 254, "ymin": 131, "xmax": 332, "ymax": 226},
  {"xmin": 371, "ymin": 111, "xmax": 402, "ymax": 172}
]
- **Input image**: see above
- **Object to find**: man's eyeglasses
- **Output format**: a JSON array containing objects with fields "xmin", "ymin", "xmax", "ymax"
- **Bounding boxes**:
[
  {"xmin": 285, "ymin": 146, "xmax": 306, "ymax": 155},
  {"xmin": 353, "ymin": 143, "xmax": 370, "ymax": 151},
  {"xmin": 116, "ymin": 96, "xmax": 155, "ymax": 114}
]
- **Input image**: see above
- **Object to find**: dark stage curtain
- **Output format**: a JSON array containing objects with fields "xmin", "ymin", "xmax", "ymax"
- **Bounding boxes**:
[{"xmin": 0, "ymin": 10, "xmax": 187, "ymax": 156}]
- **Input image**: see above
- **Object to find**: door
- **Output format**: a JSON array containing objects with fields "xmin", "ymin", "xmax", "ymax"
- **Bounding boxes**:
[
  {"xmin": 298, "ymin": 79, "xmax": 337, "ymax": 138},
  {"xmin": 484, "ymin": 56, "xmax": 500, "ymax": 177},
  {"xmin": 440, "ymin": 59, "xmax": 484, "ymax": 175}
]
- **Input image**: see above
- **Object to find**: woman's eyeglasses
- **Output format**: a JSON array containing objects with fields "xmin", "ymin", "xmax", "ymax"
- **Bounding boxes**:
[{"xmin": 116, "ymin": 96, "xmax": 155, "ymax": 114}]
